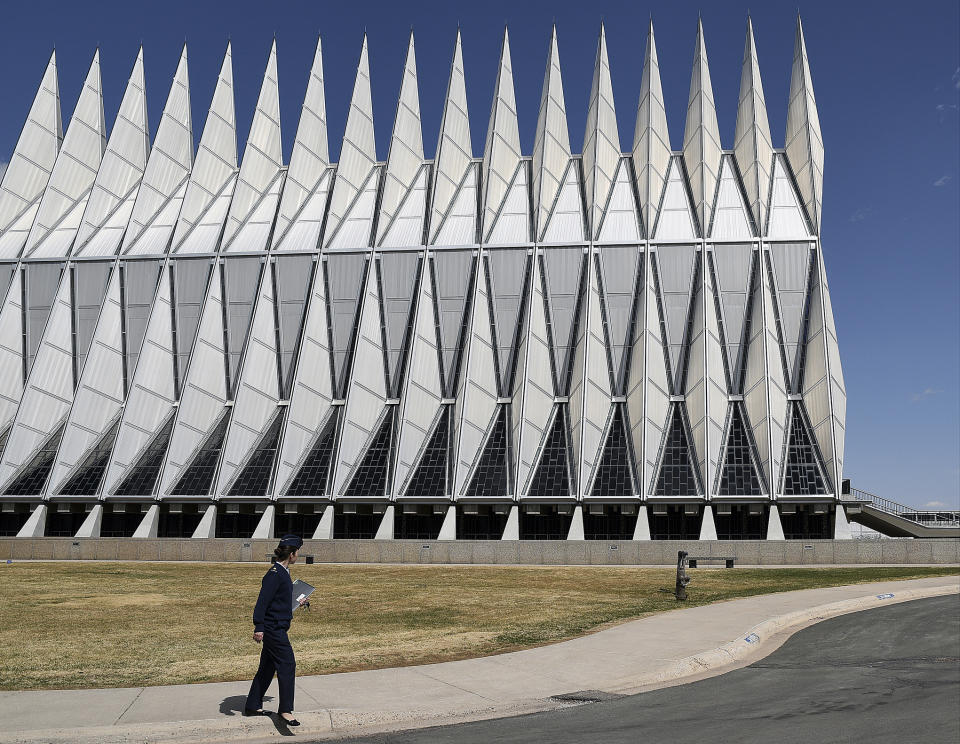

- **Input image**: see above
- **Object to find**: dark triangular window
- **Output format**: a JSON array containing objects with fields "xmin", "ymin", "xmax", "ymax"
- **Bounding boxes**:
[
  {"xmin": 782, "ymin": 402, "xmax": 829, "ymax": 495},
  {"xmin": 58, "ymin": 419, "xmax": 121, "ymax": 496},
  {"xmin": 227, "ymin": 410, "xmax": 285, "ymax": 497},
  {"xmin": 344, "ymin": 410, "xmax": 394, "ymax": 497},
  {"xmin": 590, "ymin": 406, "xmax": 634, "ymax": 497},
  {"xmin": 170, "ymin": 411, "xmax": 231, "ymax": 496},
  {"xmin": 3, "ymin": 423, "xmax": 65, "ymax": 496},
  {"xmin": 404, "ymin": 407, "xmax": 450, "ymax": 497},
  {"xmin": 284, "ymin": 414, "xmax": 337, "ymax": 497},
  {"xmin": 465, "ymin": 406, "xmax": 510, "ymax": 497},
  {"xmin": 653, "ymin": 405, "xmax": 699, "ymax": 496},
  {"xmin": 527, "ymin": 407, "xmax": 572, "ymax": 497},
  {"xmin": 717, "ymin": 404, "xmax": 763, "ymax": 496},
  {"xmin": 114, "ymin": 415, "xmax": 175, "ymax": 496}
]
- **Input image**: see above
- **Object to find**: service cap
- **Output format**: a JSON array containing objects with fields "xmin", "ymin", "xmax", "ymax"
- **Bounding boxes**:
[{"xmin": 279, "ymin": 534, "xmax": 303, "ymax": 549}]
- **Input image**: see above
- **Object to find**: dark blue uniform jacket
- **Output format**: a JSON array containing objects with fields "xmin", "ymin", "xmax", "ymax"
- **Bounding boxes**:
[{"xmin": 252, "ymin": 564, "xmax": 293, "ymax": 632}]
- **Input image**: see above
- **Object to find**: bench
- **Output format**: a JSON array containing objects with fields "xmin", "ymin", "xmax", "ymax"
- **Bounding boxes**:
[{"xmin": 687, "ymin": 556, "xmax": 735, "ymax": 569}]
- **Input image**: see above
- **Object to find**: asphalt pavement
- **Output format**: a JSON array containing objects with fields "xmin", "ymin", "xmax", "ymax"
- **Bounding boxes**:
[{"xmin": 337, "ymin": 595, "xmax": 960, "ymax": 744}]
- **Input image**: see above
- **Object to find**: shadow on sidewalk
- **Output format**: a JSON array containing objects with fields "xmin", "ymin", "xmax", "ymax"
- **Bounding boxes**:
[{"xmin": 219, "ymin": 695, "xmax": 293, "ymax": 736}]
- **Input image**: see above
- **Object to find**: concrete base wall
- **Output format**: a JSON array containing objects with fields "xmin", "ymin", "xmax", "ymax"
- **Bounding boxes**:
[{"xmin": 1, "ymin": 537, "xmax": 957, "ymax": 565}]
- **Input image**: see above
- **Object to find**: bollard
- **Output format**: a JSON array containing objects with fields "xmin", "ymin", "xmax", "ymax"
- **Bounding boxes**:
[{"xmin": 675, "ymin": 550, "xmax": 690, "ymax": 601}]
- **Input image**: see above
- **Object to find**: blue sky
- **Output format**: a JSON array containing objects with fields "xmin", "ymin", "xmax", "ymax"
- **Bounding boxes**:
[{"xmin": 0, "ymin": 0, "xmax": 957, "ymax": 509}]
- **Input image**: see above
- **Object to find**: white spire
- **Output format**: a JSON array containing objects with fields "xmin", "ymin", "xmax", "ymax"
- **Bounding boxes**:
[
  {"xmin": 24, "ymin": 49, "xmax": 105, "ymax": 257},
  {"xmin": 785, "ymin": 15, "xmax": 823, "ymax": 233},
  {"xmin": 481, "ymin": 27, "xmax": 522, "ymax": 242},
  {"xmin": 0, "ymin": 51, "xmax": 62, "ymax": 257},
  {"xmin": 222, "ymin": 39, "xmax": 283, "ymax": 249},
  {"xmin": 532, "ymin": 25, "xmax": 571, "ymax": 241},
  {"xmin": 582, "ymin": 23, "xmax": 621, "ymax": 240},
  {"xmin": 171, "ymin": 42, "xmax": 237, "ymax": 250},
  {"xmin": 632, "ymin": 20, "xmax": 671, "ymax": 237},
  {"xmin": 324, "ymin": 34, "xmax": 377, "ymax": 248},
  {"xmin": 75, "ymin": 46, "xmax": 150, "ymax": 254},
  {"xmin": 429, "ymin": 30, "xmax": 473, "ymax": 243},
  {"xmin": 377, "ymin": 31, "xmax": 425, "ymax": 244},
  {"xmin": 682, "ymin": 18, "xmax": 722, "ymax": 237},
  {"xmin": 733, "ymin": 17, "xmax": 773, "ymax": 236},
  {"xmin": 273, "ymin": 35, "xmax": 328, "ymax": 246},
  {"xmin": 122, "ymin": 43, "xmax": 193, "ymax": 254}
]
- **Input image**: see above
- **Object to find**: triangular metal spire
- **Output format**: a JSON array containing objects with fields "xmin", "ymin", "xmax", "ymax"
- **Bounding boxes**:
[
  {"xmin": 272, "ymin": 35, "xmax": 328, "ymax": 249},
  {"xmin": 785, "ymin": 16, "xmax": 823, "ymax": 233},
  {"xmin": 122, "ymin": 44, "xmax": 193, "ymax": 255},
  {"xmin": 632, "ymin": 20, "xmax": 670, "ymax": 238},
  {"xmin": 0, "ymin": 51, "xmax": 62, "ymax": 258},
  {"xmin": 481, "ymin": 27, "xmax": 523, "ymax": 242},
  {"xmin": 582, "ymin": 23, "xmax": 621, "ymax": 240},
  {"xmin": 222, "ymin": 39, "xmax": 283, "ymax": 249},
  {"xmin": 733, "ymin": 17, "xmax": 773, "ymax": 236},
  {"xmin": 532, "ymin": 25, "xmax": 571, "ymax": 241},
  {"xmin": 75, "ymin": 47, "xmax": 150, "ymax": 256},
  {"xmin": 682, "ymin": 19, "xmax": 722, "ymax": 237},
  {"xmin": 324, "ymin": 34, "xmax": 377, "ymax": 249},
  {"xmin": 171, "ymin": 42, "xmax": 237, "ymax": 251},
  {"xmin": 710, "ymin": 155, "xmax": 754, "ymax": 239},
  {"xmin": 24, "ymin": 50, "xmax": 105, "ymax": 258},
  {"xmin": 429, "ymin": 30, "xmax": 473, "ymax": 244},
  {"xmin": 377, "ymin": 32, "xmax": 425, "ymax": 244}
]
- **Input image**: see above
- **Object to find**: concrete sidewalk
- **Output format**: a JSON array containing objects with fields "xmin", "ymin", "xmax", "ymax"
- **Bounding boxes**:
[{"xmin": 1, "ymin": 576, "xmax": 957, "ymax": 744}]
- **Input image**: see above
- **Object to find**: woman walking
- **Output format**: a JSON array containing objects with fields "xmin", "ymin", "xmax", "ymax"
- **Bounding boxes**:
[{"xmin": 244, "ymin": 534, "xmax": 304, "ymax": 726}]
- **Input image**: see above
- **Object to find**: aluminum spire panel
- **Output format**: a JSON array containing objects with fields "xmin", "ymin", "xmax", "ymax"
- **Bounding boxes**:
[
  {"xmin": 653, "ymin": 243, "xmax": 697, "ymax": 392},
  {"xmin": 632, "ymin": 21, "xmax": 670, "ymax": 239},
  {"xmin": 171, "ymin": 43, "xmax": 237, "ymax": 252},
  {"xmin": 47, "ymin": 269, "xmax": 124, "ymax": 493},
  {"xmin": 378, "ymin": 251, "xmax": 421, "ymax": 396},
  {"xmin": 485, "ymin": 161, "xmax": 530, "ymax": 245},
  {"xmin": 272, "ymin": 36, "xmax": 329, "ymax": 250},
  {"xmin": 531, "ymin": 27, "xmax": 571, "ymax": 242},
  {"xmin": 596, "ymin": 158, "xmax": 640, "ymax": 243},
  {"xmin": 740, "ymin": 262, "xmax": 775, "ymax": 490},
  {"xmin": 481, "ymin": 28, "xmax": 523, "ymax": 242},
  {"xmin": 733, "ymin": 18, "xmax": 773, "ymax": 236},
  {"xmin": 0, "ymin": 52, "xmax": 62, "ymax": 259},
  {"xmin": 24, "ymin": 51, "xmax": 105, "ymax": 259},
  {"xmin": 75, "ymin": 48, "xmax": 150, "ymax": 257},
  {"xmin": 582, "ymin": 24, "xmax": 621, "ymax": 241},
  {"xmin": 710, "ymin": 155, "xmax": 754, "ymax": 240},
  {"xmin": 682, "ymin": 20, "xmax": 722, "ymax": 239},
  {"xmin": 324, "ymin": 35, "xmax": 377, "ymax": 250},
  {"xmin": 597, "ymin": 245, "xmax": 641, "ymax": 394},
  {"xmin": 785, "ymin": 17, "xmax": 824, "ymax": 234},
  {"xmin": 377, "ymin": 33, "xmax": 425, "ymax": 245},
  {"xmin": 654, "ymin": 156, "xmax": 697, "ymax": 240},
  {"xmin": 710, "ymin": 242, "xmax": 754, "ymax": 387},
  {"xmin": 123, "ymin": 45, "xmax": 193, "ymax": 256},
  {"xmin": 429, "ymin": 31, "xmax": 473, "ymax": 244},
  {"xmin": 222, "ymin": 40, "xmax": 283, "ymax": 251},
  {"xmin": 0, "ymin": 273, "xmax": 28, "ymax": 439}
]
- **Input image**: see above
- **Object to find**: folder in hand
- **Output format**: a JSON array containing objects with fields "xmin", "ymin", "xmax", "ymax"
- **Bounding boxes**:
[{"xmin": 291, "ymin": 579, "xmax": 315, "ymax": 611}]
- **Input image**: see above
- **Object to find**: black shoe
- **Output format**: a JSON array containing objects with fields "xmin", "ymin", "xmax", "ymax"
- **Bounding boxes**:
[
  {"xmin": 278, "ymin": 714, "xmax": 300, "ymax": 726},
  {"xmin": 243, "ymin": 708, "xmax": 268, "ymax": 717}
]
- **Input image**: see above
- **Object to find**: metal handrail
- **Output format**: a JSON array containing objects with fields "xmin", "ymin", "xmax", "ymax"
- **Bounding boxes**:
[{"xmin": 851, "ymin": 488, "xmax": 960, "ymax": 528}]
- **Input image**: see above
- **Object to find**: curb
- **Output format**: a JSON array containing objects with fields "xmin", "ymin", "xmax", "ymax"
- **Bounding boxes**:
[{"xmin": 3, "ymin": 583, "xmax": 957, "ymax": 744}]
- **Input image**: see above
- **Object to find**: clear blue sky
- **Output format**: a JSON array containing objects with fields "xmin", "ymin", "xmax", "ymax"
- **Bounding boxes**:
[{"xmin": 0, "ymin": 0, "xmax": 957, "ymax": 509}]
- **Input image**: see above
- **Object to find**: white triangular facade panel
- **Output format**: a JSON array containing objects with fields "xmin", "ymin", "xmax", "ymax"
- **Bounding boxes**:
[
  {"xmin": 24, "ymin": 51, "xmax": 105, "ymax": 258},
  {"xmin": 654, "ymin": 157, "xmax": 697, "ymax": 241},
  {"xmin": 430, "ymin": 32, "xmax": 473, "ymax": 244},
  {"xmin": 597, "ymin": 158, "xmax": 640, "ymax": 243},
  {"xmin": 0, "ymin": 271, "xmax": 26, "ymax": 438},
  {"xmin": 702, "ymin": 254, "xmax": 729, "ymax": 495},
  {"xmin": 324, "ymin": 36, "xmax": 378, "ymax": 250},
  {"xmin": 75, "ymin": 48, "xmax": 150, "ymax": 256},
  {"xmin": 326, "ymin": 167, "xmax": 379, "ymax": 251},
  {"xmin": 377, "ymin": 33, "xmax": 425, "ymax": 245},
  {"xmin": 767, "ymin": 154, "xmax": 810, "ymax": 239},
  {"xmin": 175, "ymin": 172, "xmax": 237, "ymax": 254},
  {"xmin": 710, "ymin": 156, "xmax": 753, "ymax": 240},
  {"xmin": 274, "ymin": 36, "xmax": 328, "ymax": 248},
  {"xmin": 632, "ymin": 21, "xmax": 670, "ymax": 239},
  {"xmin": 122, "ymin": 46, "xmax": 193, "ymax": 255},
  {"xmin": 380, "ymin": 166, "xmax": 427, "ymax": 248},
  {"xmin": 171, "ymin": 44, "xmax": 237, "ymax": 252},
  {"xmin": 482, "ymin": 29, "xmax": 523, "ymax": 242},
  {"xmin": 273, "ymin": 169, "xmax": 332, "ymax": 254},
  {"xmin": 540, "ymin": 160, "xmax": 584, "ymax": 243},
  {"xmin": 532, "ymin": 27, "xmax": 571, "ymax": 241},
  {"xmin": 0, "ymin": 52, "xmax": 62, "ymax": 259},
  {"xmin": 222, "ymin": 40, "xmax": 283, "ymax": 250},
  {"xmin": 222, "ymin": 172, "xmax": 283, "ymax": 253},
  {"xmin": 433, "ymin": 164, "xmax": 478, "ymax": 246},
  {"xmin": 486, "ymin": 162, "xmax": 530, "ymax": 245}
]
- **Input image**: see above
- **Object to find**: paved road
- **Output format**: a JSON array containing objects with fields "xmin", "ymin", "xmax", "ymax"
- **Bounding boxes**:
[{"xmin": 335, "ymin": 596, "xmax": 960, "ymax": 744}]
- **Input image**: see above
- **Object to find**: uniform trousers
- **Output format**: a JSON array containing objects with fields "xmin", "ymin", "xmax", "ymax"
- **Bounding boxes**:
[{"xmin": 245, "ymin": 627, "xmax": 296, "ymax": 713}]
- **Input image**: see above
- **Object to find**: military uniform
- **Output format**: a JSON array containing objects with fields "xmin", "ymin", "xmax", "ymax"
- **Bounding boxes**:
[{"xmin": 245, "ymin": 535, "xmax": 302, "ymax": 715}]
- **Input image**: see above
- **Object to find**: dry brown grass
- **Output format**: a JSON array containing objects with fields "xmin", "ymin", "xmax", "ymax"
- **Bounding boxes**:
[{"xmin": 0, "ymin": 561, "xmax": 955, "ymax": 690}]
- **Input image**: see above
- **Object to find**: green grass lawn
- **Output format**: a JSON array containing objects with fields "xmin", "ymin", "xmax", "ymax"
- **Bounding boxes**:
[{"xmin": 0, "ymin": 562, "xmax": 955, "ymax": 690}]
